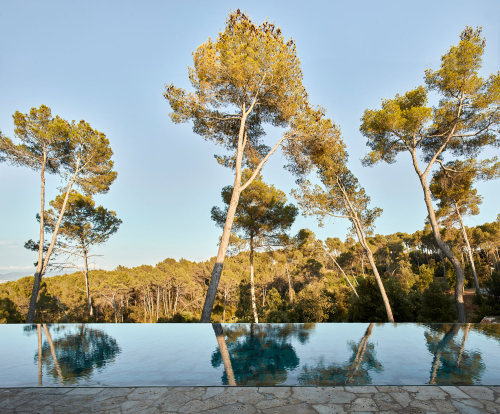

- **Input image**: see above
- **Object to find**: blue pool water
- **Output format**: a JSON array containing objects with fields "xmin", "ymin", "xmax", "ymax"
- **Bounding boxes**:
[{"xmin": 0, "ymin": 323, "xmax": 498, "ymax": 387}]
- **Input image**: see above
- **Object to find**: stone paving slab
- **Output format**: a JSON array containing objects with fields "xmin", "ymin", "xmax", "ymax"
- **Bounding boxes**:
[{"xmin": 0, "ymin": 386, "xmax": 499, "ymax": 413}]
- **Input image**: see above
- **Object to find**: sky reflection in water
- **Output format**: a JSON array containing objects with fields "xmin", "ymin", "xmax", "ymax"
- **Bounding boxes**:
[{"xmin": 0, "ymin": 323, "xmax": 498, "ymax": 386}]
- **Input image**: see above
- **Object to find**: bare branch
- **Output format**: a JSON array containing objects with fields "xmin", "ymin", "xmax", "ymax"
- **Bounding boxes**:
[{"xmin": 239, "ymin": 132, "xmax": 290, "ymax": 192}]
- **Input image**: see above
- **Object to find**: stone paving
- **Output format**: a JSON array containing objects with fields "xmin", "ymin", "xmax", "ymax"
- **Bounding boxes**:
[{"xmin": 0, "ymin": 386, "xmax": 499, "ymax": 413}]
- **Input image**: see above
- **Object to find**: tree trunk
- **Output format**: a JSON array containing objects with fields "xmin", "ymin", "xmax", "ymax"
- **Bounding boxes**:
[
  {"xmin": 27, "ymin": 166, "xmax": 79, "ymax": 323},
  {"xmin": 222, "ymin": 286, "xmax": 227, "ymax": 322},
  {"xmin": 200, "ymin": 181, "xmax": 242, "ymax": 322},
  {"xmin": 455, "ymin": 205, "xmax": 480, "ymax": 292},
  {"xmin": 351, "ymin": 214, "xmax": 393, "ymax": 321},
  {"xmin": 168, "ymin": 289, "xmax": 172, "ymax": 316},
  {"xmin": 173, "ymin": 285, "xmax": 180, "ymax": 315},
  {"xmin": 27, "ymin": 153, "xmax": 47, "ymax": 324},
  {"xmin": 325, "ymin": 248, "xmax": 358, "ymax": 297},
  {"xmin": 285, "ymin": 261, "xmax": 294, "ymax": 304},
  {"xmin": 156, "ymin": 286, "xmax": 160, "ymax": 321},
  {"xmin": 362, "ymin": 242, "xmax": 394, "ymax": 322},
  {"xmin": 213, "ymin": 323, "xmax": 236, "ymax": 386},
  {"xmin": 416, "ymin": 168, "xmax": 466, "ymax": 322},
  {"xmin": 249, "ymin": 236, "xmax": 259, "ymax": 323},
  {"xmin": 200, "ymin": 109, "xmax": 251, "ymax": 323},
  {"xmin": 162, "ymin": 290, "xmax": 168, "ymax": 318},
  {"xmin": 112, "ymin": 294, "xmax": 118, "ymax": 323},
  {"xmin": 82, "ymin": 248, "xmax": 94, "ymax": 318},
  {"xmin": 338, "ymin": 179, "xmax": 393, "ymax": 322},
  {"xmin": 37, "ymin": 324, "xmax": 42, "ymax": 386}
]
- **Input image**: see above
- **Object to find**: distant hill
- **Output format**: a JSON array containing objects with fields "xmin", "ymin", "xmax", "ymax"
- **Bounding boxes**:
[
  {"xmin": 0, "ymin": 270, "xmax": 68, "ymax": 283},
  {"xmin": 0, "ymin": 271, "xmax": 30, "ymax": 283}
]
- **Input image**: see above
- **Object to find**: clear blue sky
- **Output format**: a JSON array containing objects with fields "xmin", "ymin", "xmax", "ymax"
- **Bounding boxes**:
[{"xmin": 0, "ymin": 0, "xmax": 499, "ymax": 275}]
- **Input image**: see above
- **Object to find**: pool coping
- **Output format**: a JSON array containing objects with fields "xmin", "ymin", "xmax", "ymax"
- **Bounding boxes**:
[{"xmin": 1, "ymin": 385, "xmax": 499, "ymax": 413}]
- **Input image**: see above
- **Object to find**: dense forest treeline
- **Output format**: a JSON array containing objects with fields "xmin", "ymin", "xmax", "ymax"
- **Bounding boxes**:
[{"xmin": 1, "ymin": 217, "xmax": 499, "ymax": 324}]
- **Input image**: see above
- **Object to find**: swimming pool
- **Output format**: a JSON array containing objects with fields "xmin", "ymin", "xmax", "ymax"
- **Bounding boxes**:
[{"xmin": 0, "ymin": 323, "xmax": 498, "ymax": 386}]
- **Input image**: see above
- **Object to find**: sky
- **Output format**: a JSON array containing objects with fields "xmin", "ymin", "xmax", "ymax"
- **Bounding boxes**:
[{"xmin": 0, "ymin": 0, "xmax": 499, "ymax": 276}]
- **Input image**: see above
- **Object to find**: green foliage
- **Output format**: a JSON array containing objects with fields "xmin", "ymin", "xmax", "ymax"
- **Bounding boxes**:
[
  {"xmin": 294, "ymin": 283, "xmax": 332, "ymax": 322},
  {"xmin": 475, "ymin": 270, "xmax": 500, "ymax": 318},
  {"xmin": 431, "ymin": 159, "xmax": 499, "ymax": 226},
  {"xmin": 0, "ymin": 105, "xmax": 69, "ymax": 173},
  {"xmin": 361, "ymin": 27, "xmax": 499, "ymax": 167},
  {"xmin": 348, "ymin": 278, "xmax": 417, "ymax": 322},
  {"xmin": 164, "ymin": 9, "xmax": 332, "ymax": 177},
  {"xmin": 0, "ymin": 298, "xmax": 23, "ymax": 323},
  {"xmin": 212, "ymin": 172, "xmax": 297, "ymax": 248},
  {"xmin": 46, "ymin": 192, "xmax": 122, "ymax": 249},
  {"xmin": 418, "ymin": 282, "xmax": 456, "ymax": 322},
  {"xmin": 416, "ymin": 263, "xmax": 435, "ymax": 291}
]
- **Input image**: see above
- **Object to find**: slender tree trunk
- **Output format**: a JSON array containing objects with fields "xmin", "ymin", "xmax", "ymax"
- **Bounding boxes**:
[
  {"xmin": 82, "ymin": 247, "xmax": 94, "ymax": 318},
  {"xmin": 168, "ymin": 289, "xmax": 172, "ymax": 316},
  {"xmin": 338, "ymin": 179, "xmax": 393, "ymax": 322},
  {"xmin": 27, "ymin": 165, "xmax": 79, "ymax": 323},
  {"xmin": 213, "ymin": 323, "xmax": 236, "ymax": 386},
  {"xmin": 162, "ymin": 290, "xmax": 167, "ymax": 318},
  {"xmin": 325, "ymin": 248, "xmax": 358, "ymax": 297},
  {"xmin": 200, "ymin": 112, "xmax": 248, "ymax": 323},
  {"xmin": 42, "ymin": 324, "xmax": 64, "ymax": 384},
  {"xmin": 173, "ymin": 285, "xmax": 180, "ymax": 315},
  {"xmin": 120, "ymin": 296, "xmax": 124, "ymax": 322},
  {"xmin": 156, "ymin": 286, "xmax": 160, "ymax": 321},
  {"xmin": 37, "ymin": 324, "xmax": 42, "ymax": 386},
  {"xmin": 27, "ymin": 154, "xmax": 47, "ymax": 324},
  {"xmin": 112, "ymin": 294, "xmax": 118, "ymax": 323},
  {"xmin": 285, "ymin": 261, "xmax": 295, "ymax": 304},
  {"xmin": 362, "ymin": 241, "xmax": 394, "ymax": 322},
  {"xmin": 455, "ymin": 205, "xmax": 480, "ymax": 292},
  {"xmin": 414, "ymin": 164, "xmax": 466, "ymax": 322},
  {"xmin": 249, "ymin": 236, "xmax": 259, "ymax": 323},
  {"xmin": 199, "ymin": 92, "xmax": 288, "ymax": 322},
  {"xmin": 222, "ymin": 286, "xmax": 227, "ymax": 322},
  {"xmin": 352, "ymin": 214, "xmax": 393, "ymax": 321}
]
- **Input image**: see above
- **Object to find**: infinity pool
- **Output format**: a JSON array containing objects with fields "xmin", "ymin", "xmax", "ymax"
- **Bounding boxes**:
[{"xmin": 0, "ymin": 323, "xmax": 498, "ymax": 387}]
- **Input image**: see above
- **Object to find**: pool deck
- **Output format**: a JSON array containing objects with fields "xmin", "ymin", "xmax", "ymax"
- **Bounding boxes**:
[{"xmin": 1, "ymin": 386, "xmax": 499, "ymax": 413}]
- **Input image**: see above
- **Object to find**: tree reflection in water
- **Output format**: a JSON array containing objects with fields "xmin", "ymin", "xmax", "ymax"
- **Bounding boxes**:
[
  {"xmin": 211, "ymin": 323, "xmax": 314, "ymax": 386},
  {"xmin": 298, "ymin": 323, "xmax": 382, "ymax": 385},
  {"xmin": 34, "ymin": 324, "xmax": 120, "ymax": 384},
  {"xmin": 425, "ymin": 323, "xmax": 485, "ymax": 385}
]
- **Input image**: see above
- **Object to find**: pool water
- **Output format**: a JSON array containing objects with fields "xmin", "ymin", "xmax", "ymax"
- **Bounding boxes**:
[{"xmin": 0, "ymin": 323, "xmax": 498, "ymax": 387}]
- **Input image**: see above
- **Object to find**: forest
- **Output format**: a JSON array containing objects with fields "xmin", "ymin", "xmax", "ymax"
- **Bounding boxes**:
[
  {"xmin": 0, "ymin": 11, "xmax": 499, "ymax": 324},
  {"xmin": 1, "ymin": 219, "xmax": 499, "ymax": 324}
]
